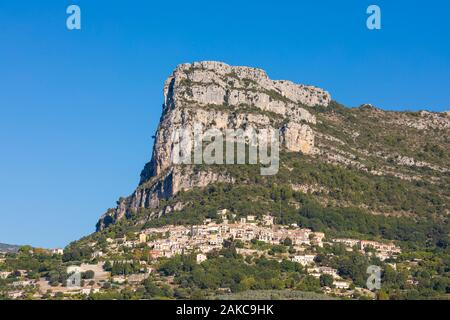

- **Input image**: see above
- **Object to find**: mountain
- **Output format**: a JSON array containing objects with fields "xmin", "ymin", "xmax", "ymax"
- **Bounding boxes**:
[
  {"xmin": 3, "ymin": 61, "xmax": 449, "ymax": 300},
  {"xmin": 0, "ymin": 243, "xmax": 21, "ymax": 254},
  {"xmin": 96, "ymin": 61, "xmax": 449, "ymax": 249}
]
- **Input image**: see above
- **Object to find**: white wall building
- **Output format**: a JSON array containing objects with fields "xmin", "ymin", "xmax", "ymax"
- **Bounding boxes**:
[
  {"xmin": 333, "ymin": 281, "xmax": 350, "ymax": 289},
  {"xmin": 292, "ymin": 255, "xmax": 316, "ymax": 266},
  {"xmin": 196, "ymin": 253, "xmax": 207, "ymax": 264}
]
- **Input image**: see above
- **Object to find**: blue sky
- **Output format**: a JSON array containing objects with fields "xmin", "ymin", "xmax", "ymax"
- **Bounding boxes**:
[{"xmin": 0, "ymin": 1, "xmax": 449, "ymax": 248}]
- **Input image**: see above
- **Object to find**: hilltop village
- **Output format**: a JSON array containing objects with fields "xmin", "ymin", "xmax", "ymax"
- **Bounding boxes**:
[
  {"xmin": 0, "ymin": 210, "xmax": 406, "ymax": 300},
  {"xmin": 138, "ymin": 210, "xmax": 400, "ymax": 263}
]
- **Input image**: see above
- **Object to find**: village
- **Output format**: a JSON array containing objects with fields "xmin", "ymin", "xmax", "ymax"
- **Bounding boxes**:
[
  {"xmin": 95, "ymin": 210, "xmax": 402, "ymax": 294},
  {"xmin": 130, "ymin": 210, "xmax": 401, "ymax": 264},
  {"xmin": 0, "ymin": 210, "xmax": 403, "ymax": 299}
]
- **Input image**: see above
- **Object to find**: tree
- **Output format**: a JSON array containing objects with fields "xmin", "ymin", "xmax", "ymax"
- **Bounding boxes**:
[
  {"xmin": 158, "ymin": 256, "xmax": 183, "ymax": 276},
  {"xmin": 377, "ymin": 290, "xmax": 389, "ymax": 300},
  {"xmin": 102, "ymin": 282, "xmax": 111, "ymax": 289},
  {"xmin": 283, "ymin": 237, "xmax": 293, "ymax": 246},
  {"xmin": 143, "ymin": 278, "xmax": 163, "ymax": 297},
  {"xmin": 319, "ymin": 274, "xmax": 334, "ymax": 288},
  {"xmin": 297, "ymin": 275, "xmax": 320, "ymax": 292},
  {"xmin": 19, "ymin": 246, "xmax": 33, "ymax": 254},
  {"xmin": 82, "ymin": 270, "xmax": 95, "ymax": 279},
  {"xmin": 103, "ymin": 260, "xmax": 112, "ymax": 271},
  {"xmin": 336, "ymin": 253, "xmax": 369, "ymax": 287},
  {"xmin": 174, "ymin": 288, "xmax": 189, "ymax": 299},
  {"xmin": 54, "ymin": 292, "xmax": 64, "ymax": 300}
]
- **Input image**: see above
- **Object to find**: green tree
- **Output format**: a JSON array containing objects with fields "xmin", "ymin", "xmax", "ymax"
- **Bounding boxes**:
[
  {"xmin": 319, "ymin": 274, "xmax": 334, "ymax": 287},
  {"xmin": 82, "ymin": 270, "xmax": 95, "ymax": 279}
]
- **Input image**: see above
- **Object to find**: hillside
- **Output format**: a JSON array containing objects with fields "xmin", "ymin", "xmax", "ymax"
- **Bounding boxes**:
[
  {"xmin": 0, "ymin": 243, "xmax": 20, "ymax": 254},
  {"xmin": 1, "ymin": 62, "xmax": 448, "ymax": 300},
  {"xmin": 97, "ymin": 61, "xmax": 449, "ymax": 250}
]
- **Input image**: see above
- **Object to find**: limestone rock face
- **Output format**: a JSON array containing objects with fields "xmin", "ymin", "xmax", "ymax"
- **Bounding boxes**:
[
  {"xmin": 281, "ymin": 122, "xmax": 315, "ymax": 154},
  {"xmin": 164, "ymin": 61, "xmax": 330, "ymax": 113},
  {"xmin": 97, "ymin": 61, "xmax": 331, "ymax": 230}
]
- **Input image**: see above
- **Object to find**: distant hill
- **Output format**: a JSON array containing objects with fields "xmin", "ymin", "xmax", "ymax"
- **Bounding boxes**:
[{"xmin": 0, "ymin": 243, "xmax": 21, "ymax": 253}]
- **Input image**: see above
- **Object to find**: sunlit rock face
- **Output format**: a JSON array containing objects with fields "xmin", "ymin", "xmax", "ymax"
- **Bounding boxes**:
[{"xmin": 97, "ymin": 61, "xmax": 331, "ymax": 230}]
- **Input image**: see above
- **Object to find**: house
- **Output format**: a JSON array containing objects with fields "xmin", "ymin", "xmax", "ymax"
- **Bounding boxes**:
[
  {"xmin": 333, "ymin": 238, "xmax": 360, "ymax": 248},
  {"xmin": 333, "ymin": 281, "xmax": 350, "ymax": 289},
  {"xmin": 258, "ymin": 230, "xmax": 272, "ymax": 243},
  {"xmin": 16, "ymin": 269, "xmax": 28, "ymax": 277},
  {"xmin": 51, "ymin": 248, "xmax": 64, "ymax": 255},
  {"xmin": 80, "ymin": 288, "xmax": 100, "ymax": 295},
  {"xmin": 306, "ymin": 267, "xmax": 322, "ymax": 278},
  {"xmin": 262, "ymin": 215, "xmax": 274, "ymax": 226},
  {"xmin": 311, "ymin": 232, "xmax": 325, "ymax": 247},
  {"xmin": 217, "ymin": 209, "xmax": 228, "ymax": 216},
  {"xmin": 12, "ymin": 280, "xmax": 34, "ymax": 287},
  {"xmin": 92, "ymin": 251, "xmax": 104, "ymax": 259},
  {"xmin": 208, "ymin": 234, "xmax": 222, "ymax": 246},
  {"xmin": 196, "ymin": 253, "xmax": 207, "ymax": 264},
  {"xmin": 8, "ymin": 291, "xmax": 23, "ymax": 299},
  {"xmin": 149, "ymin": 250, "xmax": 163, "ymax": 259},
  {"xmin": 112, "ymin": 276, "xmax": 126, "ymax": 284},
  {"xmin": 375, "ymin": 252, "xmax": 390, "ymax": 261},
  {"xmin": 139, "ymin": 233, "xmax": 147, "ymax": 244},
  {"xmin": 292, "ymin": 255, "xmax": 316, "ymax": 266},
  {"xmin": 128, "ymin": 274, "xmax": 149, "ymax": 284},
  {"xmin": 318, "ymin": 266, "xmax": 339, "ymax": 279},
  {"xmin": 122, "ymin": 241, "xmax": 136, "ymax": 248},
  {"xmin": 289, "ymin": 230, "xmax": 310, "ymax": 246},
  {"xmin": 116, "ymin": 236, "xmax": 127, "ymax": 243},
  {"xmin": 360, "ymin": 240, "xmax": 401, "ymax": 254}
]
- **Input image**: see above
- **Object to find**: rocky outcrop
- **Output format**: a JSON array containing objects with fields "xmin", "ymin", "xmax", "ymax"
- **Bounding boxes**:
[
  {"xmin": 384, "ymin": 109, "xmax": 450, "ymax": 131},
  {"xmin": 97, "ymin": 61, "xmax": 331, "ymax": 230},
  {"xmin": 281, "ymin": 122, "xmax": 315, "ymax": 154}
]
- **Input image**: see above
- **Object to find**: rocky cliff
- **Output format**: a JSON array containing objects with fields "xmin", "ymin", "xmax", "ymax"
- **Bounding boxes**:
[
  {"xmin": 97, "ymin": 61, "xmax": 449, "ymax": 230},
  {"xmin": 97, "ymin": 61, "xmax": 331, "ymax": 229}
]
